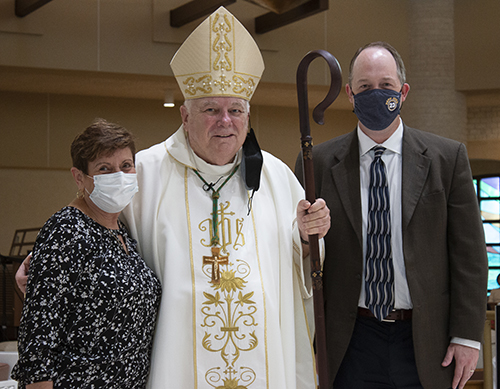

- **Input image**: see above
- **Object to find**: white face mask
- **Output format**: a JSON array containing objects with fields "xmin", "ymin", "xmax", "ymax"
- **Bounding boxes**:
[{"xmin": 86, "ymin": 171, "xmax": 138, "ymax": 213}]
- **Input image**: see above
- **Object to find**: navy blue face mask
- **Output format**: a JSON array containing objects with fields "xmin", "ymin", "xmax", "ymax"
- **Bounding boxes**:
[{"xmin": 352, "ymin": 88, "xmax": 402, "ymax": 131}]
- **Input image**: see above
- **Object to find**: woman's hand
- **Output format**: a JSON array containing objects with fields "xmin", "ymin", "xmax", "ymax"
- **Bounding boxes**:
[{"xmin": 16, "ymin": 253, "xmax": 31, "ymax": 294}]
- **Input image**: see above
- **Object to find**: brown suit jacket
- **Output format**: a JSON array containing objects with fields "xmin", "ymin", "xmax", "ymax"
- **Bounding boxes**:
[{"xmin": 296, "ymin": 125, "xmax": 488, "ymax": 389}]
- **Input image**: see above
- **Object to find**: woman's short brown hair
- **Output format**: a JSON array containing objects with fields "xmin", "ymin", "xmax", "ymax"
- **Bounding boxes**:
[{"xmin": 71, "ymin": 119, "xmax": 136, "ymax": 174}]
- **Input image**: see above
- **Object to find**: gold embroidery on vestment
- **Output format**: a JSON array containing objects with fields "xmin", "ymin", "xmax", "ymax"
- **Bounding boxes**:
[
  {"xmin": 185, "ymin": 167, "xmax": 199, "ymax": 387},
  {"xmin": 234, "ymin": 218, "xmax": 245, "ymax": 250},
  {"xmin": 200, "ymin": 200, "xmax": 260, "ymax": 388},
  {"xmin": 199, "ymin": 201, "xmax": 237, "ymax": 253},
  {"xmin": 205, "ymin": 366, "xmax": 256, "ymax": 388},
  {"xmin": 201, "ymin": 258, "xmax": 258, "ymax": 387}
]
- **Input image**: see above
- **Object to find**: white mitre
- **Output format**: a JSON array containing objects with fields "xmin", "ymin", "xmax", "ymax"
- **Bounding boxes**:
[{"xmin": 170, "ymin": 6, "xmax": 265, "ymax": 101}]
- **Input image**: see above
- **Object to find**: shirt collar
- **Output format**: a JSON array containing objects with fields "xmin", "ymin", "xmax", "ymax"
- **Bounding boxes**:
[{"xmin": 358, "ymin": 120, "xmax": 404, "ymax": 157}]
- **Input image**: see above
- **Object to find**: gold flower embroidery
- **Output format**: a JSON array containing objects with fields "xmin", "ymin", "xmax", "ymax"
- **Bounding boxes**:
[
  {"xmin": 201, "ymin": 260, "xmax": 259, "ymax": 387},
  {"xmin": 216, "ymin": 378, "xmax": 247, "ymax": 389},
  {"xmin": 215, "ymin": 269, "xmax": 246, "ymax": 292}
]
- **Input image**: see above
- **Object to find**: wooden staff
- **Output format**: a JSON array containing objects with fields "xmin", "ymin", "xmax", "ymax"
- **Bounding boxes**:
[{"xmin": 296, "ymin": 49, "xmax": 342, "ymax": 389}]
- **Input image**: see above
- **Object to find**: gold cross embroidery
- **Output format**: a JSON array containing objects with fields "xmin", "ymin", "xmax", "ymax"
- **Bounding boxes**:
[{"xmin": 203, "ymin": 246, "xmax": 228, "ymax": 284}]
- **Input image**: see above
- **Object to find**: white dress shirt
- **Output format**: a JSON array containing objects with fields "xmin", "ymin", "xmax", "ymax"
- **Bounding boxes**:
[
  {"xmin": 357, "ymin": 121, "xmax": 412, "ymax": 310},
  {"xmin": 356, "ymin": 120, "xmax": 479, "ymax": 349}
]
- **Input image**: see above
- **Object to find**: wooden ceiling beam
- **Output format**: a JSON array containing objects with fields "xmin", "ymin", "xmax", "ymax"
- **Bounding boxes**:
[
  {"xmin": 255, "ymin": 0, "xmax": 328, "ymax": 34},
  {"xmin": 15, "ymin": 0, "xmax": 53, "ymax": 17},
  {"xmin": 170, "ymin": 0, "xmax": 237, "ymax": 28}
]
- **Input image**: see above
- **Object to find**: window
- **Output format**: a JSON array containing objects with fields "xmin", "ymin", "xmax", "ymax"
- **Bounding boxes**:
[{"xmin": 474, "ymin": 175, "xmax": 500, "ymax": 291}]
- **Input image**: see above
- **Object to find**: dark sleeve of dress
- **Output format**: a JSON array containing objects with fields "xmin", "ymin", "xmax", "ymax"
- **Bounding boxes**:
[{"xmin": 13, "ymin": 214, "xmax": 90, "ymax": 385}]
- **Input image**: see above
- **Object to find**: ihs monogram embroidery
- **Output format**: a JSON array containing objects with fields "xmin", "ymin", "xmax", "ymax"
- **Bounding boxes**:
[{"xmin": 199, "ymin": 201, "xmax": 245, "ymax": 253}]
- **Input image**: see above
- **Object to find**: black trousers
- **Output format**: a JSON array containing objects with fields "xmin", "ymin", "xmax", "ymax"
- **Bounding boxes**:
[{"xmin": 332, "ymin": 315, "xmax": 424, "ymax": 389}]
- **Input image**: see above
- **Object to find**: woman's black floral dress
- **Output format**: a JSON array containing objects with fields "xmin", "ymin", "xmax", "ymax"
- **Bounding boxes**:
[{"xmin": 12, "ymin": 206, "xmax": 162, "ymax": 389}]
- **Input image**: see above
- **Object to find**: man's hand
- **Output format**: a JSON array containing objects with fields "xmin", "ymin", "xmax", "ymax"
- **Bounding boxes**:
[
  {"xmin": 441, "ymin": 343, "xmax": 479, "ymax": 389},
  {"xmin": 297, "ymin": 198, "xmax": 331, "ymax": 244},
  {"xmin": 16, "ymin": 253, "xmax": 31, "ymax": 294}
]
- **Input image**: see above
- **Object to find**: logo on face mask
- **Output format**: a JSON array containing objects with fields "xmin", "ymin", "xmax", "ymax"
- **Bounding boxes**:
[{"xmin": 386, "ymin": 97, "xmax": 399, "ymax": 112}]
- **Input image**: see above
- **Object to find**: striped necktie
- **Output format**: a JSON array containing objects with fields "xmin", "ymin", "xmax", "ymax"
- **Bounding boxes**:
[{"xmin": 365, "ymin": 146, "xmax": 394, "ymax": 321}]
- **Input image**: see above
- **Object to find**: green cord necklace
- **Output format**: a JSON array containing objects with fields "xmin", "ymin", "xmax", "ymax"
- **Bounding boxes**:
[
  {"xmin": 193, "ymin": 165, "xmax": 239, "ymax": 283},
  {"xmin": 193, "ymin": 165, "xmax": 239, "ymax": 247}
]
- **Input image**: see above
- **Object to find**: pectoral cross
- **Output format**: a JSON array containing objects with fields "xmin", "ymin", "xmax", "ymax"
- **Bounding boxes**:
[{"xmin": 203, "ymin": 246, "xmax": 228, "ymax": 284}]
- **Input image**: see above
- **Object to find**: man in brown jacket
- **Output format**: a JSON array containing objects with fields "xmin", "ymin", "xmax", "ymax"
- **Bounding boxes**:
[{"xmin": 296, "ymin": 42, "xmax": 488, "ymax": 389}]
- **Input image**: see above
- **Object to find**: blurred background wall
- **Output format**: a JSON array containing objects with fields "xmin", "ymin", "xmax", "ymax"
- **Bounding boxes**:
[{"xmin": 1, "ymin": 0, "xmax": 500, "ymax": 254}]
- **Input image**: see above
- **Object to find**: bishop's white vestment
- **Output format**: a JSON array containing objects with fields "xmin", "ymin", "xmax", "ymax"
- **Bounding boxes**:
[{"xmin": 121, "ymin": 127, "xmax": 319, "ymax": 389}]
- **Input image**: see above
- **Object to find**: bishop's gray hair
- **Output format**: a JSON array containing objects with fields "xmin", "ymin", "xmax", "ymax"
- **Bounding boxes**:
[{"xmin": 183, "ymin": 98, "xmax": 250, "ymax": 114}]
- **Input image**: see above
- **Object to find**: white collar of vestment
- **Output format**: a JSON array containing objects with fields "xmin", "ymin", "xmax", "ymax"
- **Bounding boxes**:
[
  {"xmin": 358, "ymin": 120, "xmax": 404, "ymax": 157},
  {"xmin": 165, "ymin": 125, "xmax": 242, "ymax": 176}
]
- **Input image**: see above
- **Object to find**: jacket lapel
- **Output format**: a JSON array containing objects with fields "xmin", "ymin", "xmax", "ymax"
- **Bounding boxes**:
[
  {"xmin": 401, "ymin": 126, "xmax": 431, "ymax": 232},
  {"xmin": 330, "ymin": 131, "xmax": 363, "ymax": 247},
  {"xmin": 328, "ymin": 126, "xmax": 429, "ymax": 247}
]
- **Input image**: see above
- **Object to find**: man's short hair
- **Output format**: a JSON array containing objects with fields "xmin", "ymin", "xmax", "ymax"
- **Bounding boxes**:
[{"xmin": 348, "ymin": 41, "xmax": 406, "ymax": 87}]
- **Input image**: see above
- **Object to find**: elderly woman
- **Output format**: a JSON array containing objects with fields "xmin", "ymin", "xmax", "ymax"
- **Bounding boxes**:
[{"xmin": 11, "ymin": 119, "xmax": 161, "ymax": 389}]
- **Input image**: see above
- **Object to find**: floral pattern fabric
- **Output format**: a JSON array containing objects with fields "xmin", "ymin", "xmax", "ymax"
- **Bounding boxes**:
[{"xmin": 12, "ymin": 206, "xmax": 162, "ymax": 389}]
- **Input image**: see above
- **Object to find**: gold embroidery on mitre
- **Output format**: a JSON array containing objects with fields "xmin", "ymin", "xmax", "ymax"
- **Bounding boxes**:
[
  {"xmin": 212, "ymin": 13, "xmax": 233, "ymax": 73},
  {"xmin": 213, "ymin": 74, "xmax": 232, "ymax": 94},
  {"xmin": 233, "ymin": 75, "xmax": 257, "ymax": 99},
  {"xmin": 183, "ymin": 75, "xmax": 213, "ymax": 96},
  {"xmin": 170, "ymin": 6, "xmax": 264, "ymax": 101},
  {"xmin": 385, "ymin": 97, "xmax": 399, "ymax": 112}
]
